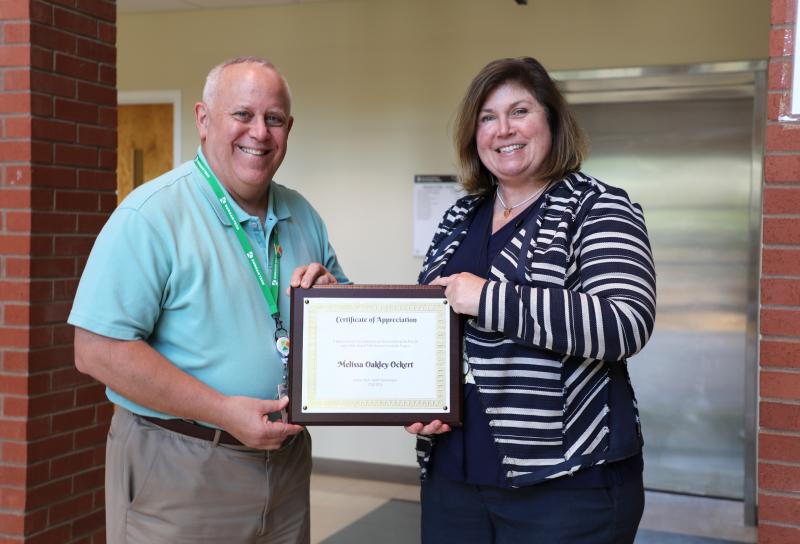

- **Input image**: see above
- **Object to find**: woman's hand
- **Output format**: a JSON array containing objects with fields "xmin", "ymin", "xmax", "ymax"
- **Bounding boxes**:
[
  {"xmin": 430, "ymin": 273, "xmax": 486, "ymax": 316},
  {"xmin": 404, "ymin": 420, "xmax": 452, "ymax": 436}
]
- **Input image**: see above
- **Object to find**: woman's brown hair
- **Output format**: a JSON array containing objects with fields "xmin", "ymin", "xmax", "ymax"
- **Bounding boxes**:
[{"xmin": 454, "ymin": 57, "xmax": 586, "ymax": 194}]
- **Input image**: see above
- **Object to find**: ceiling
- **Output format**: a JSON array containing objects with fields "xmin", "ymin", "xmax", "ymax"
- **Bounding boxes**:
[{"xmin": 116, "ymin": 0, "xmax": 339, "ymax": 13}]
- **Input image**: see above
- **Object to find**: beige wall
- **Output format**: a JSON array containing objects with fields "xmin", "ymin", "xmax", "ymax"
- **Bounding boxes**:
[
  {"xmin": 119, "ymin": 0, "xmax": 769, "ymax": 284},
  {"xmin": 118, "ymin": 0, "xmax": 770, "ymax": 466}
]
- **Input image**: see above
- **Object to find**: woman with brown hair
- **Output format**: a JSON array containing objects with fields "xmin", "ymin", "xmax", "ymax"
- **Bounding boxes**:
[{"xmin": 406, "ymin": 57, "xmax": 656, "ymax": 543}]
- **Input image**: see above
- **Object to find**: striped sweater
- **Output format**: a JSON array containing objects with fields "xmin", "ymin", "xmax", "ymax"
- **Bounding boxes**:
[{"xmin": 416, "ymin": 171, "xmax": 656, "ymax": 487}]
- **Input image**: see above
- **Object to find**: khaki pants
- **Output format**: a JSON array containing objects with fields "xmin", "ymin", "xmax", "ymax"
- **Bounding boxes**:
[{"xmin": 105, "ymin": 408, "xmax": 311, "ymax": 544}]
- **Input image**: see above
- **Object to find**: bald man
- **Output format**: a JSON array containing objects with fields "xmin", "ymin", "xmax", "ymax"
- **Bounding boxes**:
[{"xmin": 69, "ymin": 56, "xmax": 347, "ymax": 543}]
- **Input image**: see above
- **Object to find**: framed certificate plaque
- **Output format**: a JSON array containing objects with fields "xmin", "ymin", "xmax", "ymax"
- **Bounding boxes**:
[{"xmin": 288, "ymin": 285, "xmax": 462, "ymax": 425}]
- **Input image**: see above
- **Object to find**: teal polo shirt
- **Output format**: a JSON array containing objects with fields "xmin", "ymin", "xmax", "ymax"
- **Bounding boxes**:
[{"xmin": 68, "ymin": 151, "xmax": 348, "ymax": 419}]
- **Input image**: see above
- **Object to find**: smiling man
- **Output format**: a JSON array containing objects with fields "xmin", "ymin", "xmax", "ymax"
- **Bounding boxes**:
[{"xmin": 68, "ymin": 57, "xmax": 347, "ymax": 543}]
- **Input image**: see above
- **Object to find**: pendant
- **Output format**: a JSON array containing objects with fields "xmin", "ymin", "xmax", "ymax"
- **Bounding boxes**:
[{"xmin": 503, "ymin": 208, "xmax": 512, "ymax": 219}]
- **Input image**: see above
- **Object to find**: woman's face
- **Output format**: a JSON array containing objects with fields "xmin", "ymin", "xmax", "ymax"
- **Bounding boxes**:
[{"xmin": 475, "ymin": 82, "xmax": 552, "ymax": 186}]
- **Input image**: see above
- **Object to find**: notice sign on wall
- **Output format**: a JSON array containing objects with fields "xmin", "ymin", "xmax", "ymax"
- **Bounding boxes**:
[{"xmin": 412, "ymin": 175, "xmax": 463, "ymax": 257}]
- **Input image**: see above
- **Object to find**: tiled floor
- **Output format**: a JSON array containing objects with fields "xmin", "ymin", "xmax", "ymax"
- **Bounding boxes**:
[
  {"xmin": 311, "ymin": 473, "xmax": 420, "ymax": 542},
  {"xmin": 639, "ymin": 491, "xmax": 756, "ymax": 543},
  {"xmin": 309, "ymin": 472, "xmax": 757, "ymax": 544}
]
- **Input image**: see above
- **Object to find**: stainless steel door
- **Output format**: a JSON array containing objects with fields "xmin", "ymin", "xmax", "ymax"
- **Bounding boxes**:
[{"xmin": 572, "ymin": 98, "xmax": 753, "ymax": 499}]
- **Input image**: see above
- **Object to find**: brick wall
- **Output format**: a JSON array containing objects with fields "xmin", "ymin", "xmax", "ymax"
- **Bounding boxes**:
[
  {"xmin": 0, "ymin": 1, "xmax": 116, "ymax": 542},
  {"xmin": 760, "ymin": 0, "xmax": 800, "ymax": 542}
]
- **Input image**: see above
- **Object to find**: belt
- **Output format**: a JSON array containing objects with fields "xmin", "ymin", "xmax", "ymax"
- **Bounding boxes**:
[{"xmin": 142, "ymin": 416, "xmax": 244, "ymax": 446}]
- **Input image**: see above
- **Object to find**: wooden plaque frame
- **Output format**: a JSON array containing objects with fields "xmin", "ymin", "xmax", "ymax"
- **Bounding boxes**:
[{"xmin": 288, "ymin": 285, "xmax": 462, "ymax": 425}]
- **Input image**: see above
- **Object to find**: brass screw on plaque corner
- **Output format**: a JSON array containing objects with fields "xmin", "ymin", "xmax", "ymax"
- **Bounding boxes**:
[
  {"xmin": 303, "ymin": 405, "xmax": 308, "ymax": 410},
  {"xmin": 443, "ymin": 406, "xmax": 448, "ymax": 410},
  {"xmin": 443, "ymin": 301, "xmax": 448, "ymax": 305},
  {"xmin": 305, "ymin": 300, "xmax": 309, "ymax": 304}
]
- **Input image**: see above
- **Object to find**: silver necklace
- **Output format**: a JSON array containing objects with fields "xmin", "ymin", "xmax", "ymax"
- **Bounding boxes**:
[{"xmin": 496, "ymin": 182, "xmax": 549, "ymax": 219}]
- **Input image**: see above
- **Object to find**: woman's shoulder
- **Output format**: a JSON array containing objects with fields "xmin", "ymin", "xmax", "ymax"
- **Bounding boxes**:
[
  {"xmin": 422, "ymin": 192, "xmax": 486, "ymax": 259},
  {"xmin": 439, "ymin": 192, "xmax": 486, "ymax": 227},
  {"xmin": 552, "ymin": 171, "xmax": 639, "ymax": 208},
  {"xmin": 451, "ymin": 192, "xmax": 485, "ymax": 213}
]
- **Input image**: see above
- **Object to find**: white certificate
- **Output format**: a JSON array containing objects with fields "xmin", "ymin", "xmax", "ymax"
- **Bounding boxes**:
[{"xmin": 288, "ymin": 286, "xmax": 461, "ymax": 425}]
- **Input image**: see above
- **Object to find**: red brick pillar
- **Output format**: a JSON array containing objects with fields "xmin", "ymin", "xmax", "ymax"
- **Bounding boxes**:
[
  {"xmin": 760, "ymin": 1, "xmax": 800, "ymax": 542},
  {"xmin": 0, "ymin": 1, "xmax": 116, "ymax": 542}
]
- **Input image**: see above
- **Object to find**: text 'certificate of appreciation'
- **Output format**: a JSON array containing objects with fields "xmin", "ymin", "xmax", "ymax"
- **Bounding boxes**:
[{"xmin": 289, "ymin": 286, "xmax": 462, "ymax": 425}]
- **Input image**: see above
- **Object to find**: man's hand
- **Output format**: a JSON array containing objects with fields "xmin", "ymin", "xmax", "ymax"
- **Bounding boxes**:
[
  {"xmin": 404, "ymin": 420, "xmax": 452, "ymax": 436},
  {"xmin": 430, "ymin": 273, "xmax": 486, "ymax": 316},
  {"xmin": 74, "ymin": 328, "xmax": 302, "ymax": 450},
  {"xmin": 287, "ymin": 263, "xmax": 338, "ymax": 294},
  {"xmin": 218, "ymin": 396, "xmax": 304, "ymax": 450}
]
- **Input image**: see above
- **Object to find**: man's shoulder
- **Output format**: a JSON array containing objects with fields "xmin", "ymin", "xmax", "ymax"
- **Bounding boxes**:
[
  {"xmin": 118, "ymin": 162, "xmax": 198, "ymax": 213},
  {"xmin": 271, "ymin": 181, "xmax": 324, "ymax": 222},
  {"xmin": 271, "ymin": 181, "xmax": 312, "ymax": 208}
]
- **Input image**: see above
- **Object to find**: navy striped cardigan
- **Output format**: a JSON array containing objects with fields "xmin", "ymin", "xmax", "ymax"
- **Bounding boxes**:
[{"xmin": 416, "ymin": 172, "xmax": 656, "ymax": 487}]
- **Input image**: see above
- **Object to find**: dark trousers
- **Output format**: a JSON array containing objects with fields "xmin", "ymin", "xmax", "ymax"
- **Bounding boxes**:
[{"xmin": 421, "ymin": 465, "xmax": 645, "ymax": 544}]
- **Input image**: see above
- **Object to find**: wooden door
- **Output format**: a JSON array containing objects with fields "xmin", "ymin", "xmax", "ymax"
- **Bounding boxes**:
[{"xmin": 117, "ymin": 103, "xmax": 174, "ymax": 203}]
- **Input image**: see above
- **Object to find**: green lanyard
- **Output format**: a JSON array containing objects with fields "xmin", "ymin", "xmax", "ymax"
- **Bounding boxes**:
[{"xmin": 194, "ymin": 155, "xmax": 286, "ymax": 338}]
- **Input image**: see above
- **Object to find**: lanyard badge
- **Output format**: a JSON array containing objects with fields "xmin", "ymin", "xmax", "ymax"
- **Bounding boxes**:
[
  {"xmin": 273, "ymin": 242, "xmax": 290, "ymax": 400},
  {"xmin": 195, "ymin": 155, "xmax": 291, "ymax": 402},
  {"xmin": 271, "ymin": 235, "xmax": 290, "ymax": 401}
]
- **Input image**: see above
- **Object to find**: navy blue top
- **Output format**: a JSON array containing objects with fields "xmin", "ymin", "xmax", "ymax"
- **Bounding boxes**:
[{"xmin": 430, "ymin": 192, "xmax": 642, "ymax": 488}]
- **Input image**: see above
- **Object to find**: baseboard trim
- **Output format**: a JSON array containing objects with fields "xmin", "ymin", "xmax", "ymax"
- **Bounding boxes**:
[{"xmin": 312, "ymin": 458, "xmax": 420, "ymax": 486}]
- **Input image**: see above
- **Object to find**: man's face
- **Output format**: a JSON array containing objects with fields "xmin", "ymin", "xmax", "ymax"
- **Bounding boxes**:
[{"xmin": 195, "ymin": 63, "xmax": 293, "ymax": 202}]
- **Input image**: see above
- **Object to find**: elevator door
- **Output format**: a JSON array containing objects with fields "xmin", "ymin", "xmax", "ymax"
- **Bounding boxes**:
[{"xmin": 572, "ymin": 98, "xmax": 753, "ymax": 499}]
